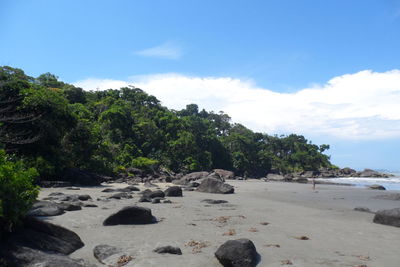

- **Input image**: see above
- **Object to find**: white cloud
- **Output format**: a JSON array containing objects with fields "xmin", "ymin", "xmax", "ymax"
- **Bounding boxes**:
[
  {"xmin": 74, "ymin": 70, "xmax": 400, "ymax": 140},
  {"xmin": 133, "ymin": 42, "xmax": 182, "ymax": 60}
]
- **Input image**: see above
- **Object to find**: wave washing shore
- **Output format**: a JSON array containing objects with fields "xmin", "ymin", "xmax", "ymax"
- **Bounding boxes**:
[{"xmin": 317, "ymin": 174, "xmax": 400, "ymax": 190}]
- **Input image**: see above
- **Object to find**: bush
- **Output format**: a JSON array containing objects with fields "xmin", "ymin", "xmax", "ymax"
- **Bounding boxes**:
[
  {"xmin": 0, "ymin": 150, "xmax": 39, "ymax": 235},
  {"xmin": 131, "ymin": 157, "xmax": 158, "ymax": 171}
]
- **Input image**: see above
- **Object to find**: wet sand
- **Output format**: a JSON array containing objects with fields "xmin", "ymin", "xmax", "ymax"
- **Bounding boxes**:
[{"xmin": 38, "ymin": 180, "xmax": 400, "ymax": 267}]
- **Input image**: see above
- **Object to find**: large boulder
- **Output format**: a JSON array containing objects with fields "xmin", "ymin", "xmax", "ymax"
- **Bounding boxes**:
[
  {"xmin": 0, "ymin": 246, "xmax": 95, "ymax": 267},
  {"xmin": 27, "ymin": 201, "xmax": 65, "ymax": 217},
  {"xmin": 173, "ymin": 171, "xmax": 209, "ymax": 185},
  {"xmin": 373, "ymin": 208, "xmax": 400, "ymax": 227},
  {"xmin": 196, "ymin": 178, "xmax": 234, "ymax": 194},
  {"xmin": 356, "ymin": 169, "xmax": 391, "ymax": 178},
  {"xmin": 213, "ymin": 169, "xmax": 235, "ymax": 180},
  {"xmin": 103, "ymin": 206, "xmax": 156, "ymax": 226},
  {"xmin": 164, "ymin": 186, "xmax": 183, "ymax": 197},
  {"xmin": 340, "ymin": 167, "xmax": 356, "ymax": 176},
  {"xmin": 265, "ymin": 173, "xmax": 285, "ymax": 181},
  {"xmin": 215, "ymin": 238, "xmax": 258, "ymax": 267}
]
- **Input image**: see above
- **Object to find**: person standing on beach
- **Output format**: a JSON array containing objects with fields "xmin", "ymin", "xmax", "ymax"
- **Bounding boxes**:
[{"xmin": 312, "ymin": 178, "xmax": 316, "ymax": 190}]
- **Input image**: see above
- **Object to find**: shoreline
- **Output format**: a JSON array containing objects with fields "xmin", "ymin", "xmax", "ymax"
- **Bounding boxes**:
[{"xmin": 37, "ymin": 180, "xmax": 400, "ymax": 266}]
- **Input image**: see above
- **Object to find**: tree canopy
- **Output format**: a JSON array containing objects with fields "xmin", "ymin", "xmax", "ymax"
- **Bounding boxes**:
[{"xmin": 0, "ymin": 66, "xmax": 334, "ymax": 179}]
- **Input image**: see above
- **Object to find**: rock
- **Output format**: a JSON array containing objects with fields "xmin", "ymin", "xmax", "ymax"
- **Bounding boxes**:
[
  {"xmin": 340, "ymin": 167, "xmax": 356, "ymax": 176},
  {"xmin": 103, "ymin": 206, "xmax": 155, "ymax": 226},
  {"xmin": 163, "ymin": 200, "xmax": 172, "ymax": 204},
  {"xmin": 102, "ymin": 188, "xmax": 116, "ymax": 193},
  {"xmin": 197, "ymin": 178, "xmax": 235, "ymax": 194},
  {"xmin": 144, "ymin": 190, "xmax": 165, "ymax": 199},
  {"xmin": 138, "ymin": 196, "xmax": 151, "ymax": 202},
  {"xmin": 301, "ymin": 171, "xmax": 318, "ymax": 178},
  {"xmin": 292, "ymin": 178, "xmax": 308, "ymax": 183},
  {"xmin": 83, "ymin": 203, "xmax": 98, "ymax": 208},
  {"xmin": 152, "ymin": 197, "xmax": 162, "ymax": 204},
  {"xmin": 120, "ymin": 185, "xmax": 140, "ymax": 192},
  {"xmin": 27, "ymin": 201, "xmax": 65, "ymax": 217},
  {"xmin": 201, "ymin": 199, "xmax": 228, "ymax": 204},
  {"xmin": 153, "ymin": 246, "xmax": 182, "ymax": 255},
  {"xmin": 144, "ymin": 181, "xmax": 157, "ymax": 188},
  {"xmin": 164, "ymin": 186, "xmax": 183, "ymax": 197},
  {"xmin": 57, "ymin": 202, "xmax": 82, "ymax": 211},
  {"xmin": 165, "ymin": 176, "xmax": 172, "ymax": 183},
  {"xmin": 66, "ymin": 187, "xmax": 81, "ymax": 190},
  {"xmin": 356, "ymin": 168, "xmax": 391, "ymax": 178},
  {"xmin": 215, "ymin": 238, "xmax": 258, "ymax": 267},
  {"xmin": 93, "ymin": 244, "xmax": 122, "ymax": 264},
  {"xmin": 373, "ymin": 208, "xmax": 400, "ymax": 227},
  {"xmin": 77, "ymin": 195, "xmax": 92, "ymax": 201},
  {"xmin": 12, "ymin": 216, "xmax": 84, "ymax": 255},
  {"xmin": 188, "ymin": 181, "xmax": 200, "ymax": 188},
  {"xmin": 108, "ymin": 192, "xmax": 132, "ymax": 199},
  {"xmin": 0, "ymin": 246, "xmax": 94, "ymax": 267},
  {"xmin": 368, "ymin": 184, "xmax": 386, "ymax": 190},
  {"xmin": 213, "ymin": 169, "xmax": 235, "ymax": 180},
  {"xmin": 60, "ymin": 168, "xmax": 104, "ymax": 186},
  {"xmin": 173, "ymin": 171, "xmax": 210, "ymax": 185},
  {"xmin": 354, "ymin": 207, "xmax": 372, "ymax": 213},
  {"xmin": 266, "ymin": 173, "xmax": 285, "ymax": 181}
]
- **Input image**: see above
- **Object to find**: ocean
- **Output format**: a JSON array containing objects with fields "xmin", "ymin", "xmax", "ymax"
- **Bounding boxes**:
[{"xmin": 318, "ymin": 174, "xmax": 400, "ymax": 191}]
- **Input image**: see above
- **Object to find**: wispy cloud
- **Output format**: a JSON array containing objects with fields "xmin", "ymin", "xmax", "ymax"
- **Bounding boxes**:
[
  {"xmin": 74, "ymin": 70, "xmax": 400, "ymax": 140},
  {"xmin": 133, "ymin": 41, "xmax": 182, "ymax": 60}
]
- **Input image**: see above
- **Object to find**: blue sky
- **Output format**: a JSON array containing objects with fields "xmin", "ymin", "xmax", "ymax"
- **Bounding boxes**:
[{"xmin": 1, "ymin": 0, "xmax": 400, "ymax": 171}]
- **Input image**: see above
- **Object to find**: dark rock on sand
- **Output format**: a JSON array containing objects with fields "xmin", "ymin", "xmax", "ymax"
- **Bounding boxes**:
[
  {"xmin": 60, "ymin": 168, "xmax": 105, "ymax": 186},
  {"xmin": 83, "ymin": 203, "xmax": 98, "ymax": 208},
  {"xmin": 93, "ymin": 244, "xmax": 122, "ymax": 264},
  {"xmin": 373, "ymin": 208, "xmax": 400, "ymax": 227},
  {"xmin": 103, "ymin": 206, "xmax": 155, "ymax": 226},
  {"xmin": 152, "ymin": 197, "xmax": 162, "ymax": 204},
  {"xmin": 201, "ymin": 199, "xmax": 228, "ymax": 204},
  {"xmin": 27, "ymin": 201, "xmax": 65, "ymax": 217},
  {"xmin": 101, "ymin": 188, "xmax": 116, "ymax": 193},
  {"xmin": 197, "ymin": 178, "xmax": 234, "ymax": 194},
  {"xmin": 0, "ymin": 246, "xmax": 94, "ymax": 267},
  {"xmin": 215, "ymin": 238, "xmax": 258, "ymax": 267},
  {"xmin": 144, "ymin": 190, "xmax": 165, "ymax": 199},
  {"xmin": 139, "ymin": 196, "xmax": 151, "ymax": 202},
  {"xmin": 164, "ymin": 186, "xmax": 183, "ymax": 197},
  {"xmin": 40, "ymin": 181, "xmax": 72, "ymax": 188},
  {"xmin": 354, "ymin": 207, "xmax": 372, "ymax": 213},
  {"xmin": 119, "ymin": 185, "xmax": 140, "ymax": 192},
  {"xmin": 57, "ymin": 202, "xmax": 83, "ymax": 211},
  {"xmin": 368, "ymin": 184, "xmax": 386, "ymax": 190},
  {"xmin": 153, "ymin": 246, "xmax": 182, "ymax": 255},
  {"xmin": 11, "ymin": 216, "xmax": 84, "ymax": 255},
  {"xmin": 108, "ymin": 192, "xmax": 132, "ymax": 199},
  {"xmin": 213, "ymin": 169, "xmax": 235, "ymax": 180}
]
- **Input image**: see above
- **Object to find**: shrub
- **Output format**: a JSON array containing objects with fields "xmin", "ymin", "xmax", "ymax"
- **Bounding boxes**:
[
  {"xmin": 131, "ymin": 157, "xmax": 158, "ymax": 171},
  {"xmin": 0, "ymin": 150, "xmax": 39, "ymax": 235}
]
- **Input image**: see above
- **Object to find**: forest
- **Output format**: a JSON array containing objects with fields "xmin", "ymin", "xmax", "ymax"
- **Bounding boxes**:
[{"xmin": 0, "ymin": 66, "xmax": 334, "ymax": 180}]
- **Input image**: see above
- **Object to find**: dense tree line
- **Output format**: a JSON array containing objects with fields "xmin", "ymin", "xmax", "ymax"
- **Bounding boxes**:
[{"xmin": 0, "ymin": 66, "xmax": 334, "ymax": 180}]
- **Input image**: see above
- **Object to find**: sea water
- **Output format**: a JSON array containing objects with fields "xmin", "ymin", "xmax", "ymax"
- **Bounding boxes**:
[{"xmin": 319, "ymin": 174, "xmax": 400, "ymax": 191}]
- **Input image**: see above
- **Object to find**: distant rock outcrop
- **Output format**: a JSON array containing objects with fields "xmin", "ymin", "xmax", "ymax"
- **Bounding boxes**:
[{"xmin": 197, "ymin": 178, "xmax": 234, "ymax": 194}]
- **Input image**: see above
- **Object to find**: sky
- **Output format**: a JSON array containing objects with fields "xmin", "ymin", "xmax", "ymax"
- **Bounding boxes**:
[{"xmin": 1, "ymin": 0, "xmax": 400, "ymax": 171}]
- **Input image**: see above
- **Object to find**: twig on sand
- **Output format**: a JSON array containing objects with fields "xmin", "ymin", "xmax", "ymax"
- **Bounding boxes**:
[
  {"xmin": 294, "ymin": 235, "xmax": 310, "ymax": 240},
  {"xmin": 222, "ymin": 229, "xmax": 236, "ymax": 236},
  {"xmin": 264, "ymin": 244, "xmax": 280, "ymax": 248},
  {"xmin": 248, "ymin": 227, "xmax": 258, "ymax": 232},
  {"xmin": 281, "ymin": 259, "xmax": 293, "ymax": 265},
  {"xmin": 185, "ymin": 240, "xmax": 211, "ymax": 253}
]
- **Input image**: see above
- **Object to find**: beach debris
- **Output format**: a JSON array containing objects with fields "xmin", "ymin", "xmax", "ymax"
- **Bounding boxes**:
[
  {"xmin": 185, "ymin": 240, "xmax": 211, "ymax": 253},
  {"xmin": 353, "ymin": 265, "xmax": 367, "ymax": 267},
  {"xmin": 214, "ymin": 216, "xmax": 231, "ymax": 224},
  {"xmin": 223, "ymin": 229, "xmax": 236, "ymax": 236},
  {"xmin": 201, "ymin": 199, "xmax": 229, "ymax": 204},
  {"xmin": 264, "ymin": 244, "xmax": 280, "ymax": 248},
  {"xmin": 294, "ymin": 236, "xmax": 310, "ymax": 240},
  {"xmin": 215, "ymin": 238, "xmax": 258, "ymax": 267},
  {"xmin": 368, "ymin": 184, "xmax": 386, "ymax": 190},
  {"xmin": 281, "ymin": 259, "xmax": 293, "ymax": 265},
  {"xmin": 353, "ymin": 255, "xmax": 371, "ymax": 261},
  {"xmin": 115, "ymin": 255, "xmax": 133, "ymax": 267},
  {"xmin": 248, "ymin": 227, "xmax": 258, "ymax": 232},
  {"xmin": 260, "ymin": 222, "xmax": 270, "ymax": 225}
]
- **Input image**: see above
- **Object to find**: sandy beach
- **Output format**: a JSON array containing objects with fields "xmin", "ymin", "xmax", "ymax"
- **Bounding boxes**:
[{"xmin": 38, "ymin": 180, "xmax": 400, "ymax": 267}]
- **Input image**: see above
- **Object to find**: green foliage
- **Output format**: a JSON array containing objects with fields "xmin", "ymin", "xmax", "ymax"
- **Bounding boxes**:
[
  {"xmin": 0, "ymin": 65, "xmax": 334, "ymax": 180},
  {"xmin": 0, "ymin": 150, "xmax": 39, "ymax": 235}
]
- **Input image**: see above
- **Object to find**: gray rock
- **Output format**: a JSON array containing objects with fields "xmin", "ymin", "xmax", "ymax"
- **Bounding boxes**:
[
  {"xmin": 144, "ymin": 190, "xmax": 165, "ymax": 199},
  {"xmin": 101, "ymin": 188, "xmax": 116, "ymax": 193},
  {"xmin": 354, "ymin": 207, "xmax": 372, "ymax": 213},
  {"xmin": 93, "ymin": 244, "xmax": 122, "ymax": 264},
  {"xmin": 266, "ymin": 173, "xmax": 285, "ymax": 181},
  {"xmin": 119, "ymin": 185, "xmax": 140, "ymax": 192},
  {"xmin": 103, "ymin": 206, "xmax": 155, "ymax": 226},
  {"xmin": 83, "ymin": 203, "xmax": 98, "ymax": 208},
  {"xmin": 201, "ymin": 199, "xmax": 228, "ymax": 204},
  {"xmin": 152, "ymin": 197, "xmax": 162, "ymax": 204},
  {"xmin": 215, "ymin": 238, "xmax": 258, "ymax": 267},
  {"xmin": 108, "ymin": 192, "xmax": 132, "ymax": 199},
  {"xmin": 66, "ymin": 187, "xmax": 81, "ymax": 190},
  {"xmin": 164, "ymin": 186, "xmax": 183, "ymax": 197},
  {"xmin": 173, "ymin": 171, "xmax": 210, "ymax": 185},
  {"xmin": 373, "ymin": 208, "xmax": 400, "ymax": 227},
  {"xmin": 27, "ymin": 201, "xmax": 65, "ymax": 217},
  {"xmin": 213, "ymin": 169, "xmax": 235, "ymax": 180},
  {"xmin": 153, "ymin": 246, "xmax": 182, "ymax": 255},
  {"xmin": 368, "ymin": 184, "xmax": 386, "ymax": 190},
  {"xmin": 57, "ymin": 202, "xmax": 82, "ymax": 211},
  {"xmin": 0, "ymin": 246, "xmax": 95, "ymax": 267},
  {"xmin": 197, "ymin": 178, "xmax": 234, "ymax": 194},
  {"xmin": 163, "ymin": 200, "xmax": 172, "ymax": 204}
]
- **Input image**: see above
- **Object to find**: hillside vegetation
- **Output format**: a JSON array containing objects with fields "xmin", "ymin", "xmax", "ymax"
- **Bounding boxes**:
[{"xmin": 0, "ymin": 66, "xmax": 334, "ymax": 180}]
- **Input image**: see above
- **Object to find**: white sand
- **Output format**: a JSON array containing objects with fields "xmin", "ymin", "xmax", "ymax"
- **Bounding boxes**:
[{"xmin": 38, "ymin": 180, "xmax": 400, "ymax": 267}]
